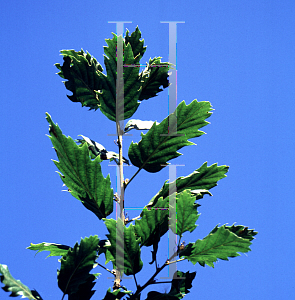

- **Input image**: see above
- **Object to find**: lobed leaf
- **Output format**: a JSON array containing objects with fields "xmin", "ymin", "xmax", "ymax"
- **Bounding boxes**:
[
  {"xmin": 102, "ymin": 287, "xmax": 132, "ymax": 300},
  {"xmin": 128, "ymin": 100, "xmax": 213, "ymax": 173},
  {"xmin": 55, "ymin": 26, "xmax": 173, "ymax": 122},
  {"xmin": 169, "ymin": 190, "xmax": 200, "ymax": 238},
  {"xmin": 99, "ymin": 34, "xmax": 141, "ymax": 121},
  {"xmin": 27, "ymin": 242, "xmax": 71, "ymax": 258},
  {"xmin": 179, "ymin": 225, "xmax": 252, "ymax": 267},
  {"xmin": 210, "ymin": 224, "xmax": 258, "ymax": 241},
  {"xmin": 147, "ymin": 162, "xmax": 229, "ymax": 208},
  {"xmin": 138, "ymin": 56, "xmax": 174, "ymax": 101},
  {"xmin": 103, "ymin": 218, "xmax": 143, "ymax": 276},
  {"xmin": 46, "ymin": 113, "xmax": 114, "ymax": 219},
  {"xmin": 0, "ymin": 264, "xmax": 43, "ymax": 299},
  {"xmin": 145, "ymin": 271, "xmax": 196, "ymax": 300},
  {"xmin": 55, "ymin": 49, "xmax": 103, "ymax": 110},
  {"xmin": 134, "ymin": 196, "xmax": 169, "ymax": 264},
  {"xmin": 57, "ymin": 235, "xmax": 99, "ymax": 298},
  {"xmin": 124, "ymin": 26, "xmax": 147, "ymax": 63}
]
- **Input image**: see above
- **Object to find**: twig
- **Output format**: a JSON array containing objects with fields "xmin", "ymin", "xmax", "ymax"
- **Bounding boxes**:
[{"xmin": 129, "ymin": 249, "xmax": 179, "ymax": 299}]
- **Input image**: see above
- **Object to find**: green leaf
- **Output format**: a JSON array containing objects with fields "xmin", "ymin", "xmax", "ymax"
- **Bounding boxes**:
[
  {"xmin": 179, "ymin": 225, "xmax": 252, "ymax": 267},
  {"xmin": 0, "ymin": 264, "xmax": 43, "ymax": 300},
  {"xmin": 103, "ymin": 218, "xmax": 143, "ymax": 276},
  {"xmin": 76, "ymin": 135, "xmax": 129, "ymax": 165},
  {"xmin": 134, "ymin": 196, "xmax": 169, "ymax": 265},
  {"xmin": 98, "ymin": 33, "xmax": 141, "ymax": 121},
  {"xmin": 210, "ymin": 224, "xmax": 258, "ymax": 241},
  {"xmin": 55, "ymin": 27, "xmax": 172, "ymax": 122},
  {"xmin": 68, "ymin": 274, "xmax": 96, "ymax": 300},
  {"xmin": 144, "ymin": 270, "xmax": 196, "ymax": 299},
  {"xmin": 134, "ymin": 191, "xmax": 199, "ymax": 262},
  {"xmin": 102, "ymin": 287, "xmax": 132, "ymax": 300},
  {"xmin": 134, "ymin": 196, "xmax": 170, "ymax": 245},
  {"xmin": 27, "ymin": 240, "xmax": 110, "ymax": 260},
  {"xmin": 128, "ymin": 100, "xmax": 213, "ymax": 173},
  {"xmin": 27, "ymin": 242, "xmax": 71, "ymax": 258},
  {"xmin": 169, "ymin": 190, "xmax": 200, "ymax": 238},
  {"xmin": 168, "ymin": 270, "xmax": 196, "ymax": 299},
  {"xmin": 57, "ymin": 235, "xmax": 99, "ymax": 298},
  {"xmin": 138, "ymin": 56, "xmax": 174, "ymax": 101},
  {"xmin": 124, "ymin": 26, "xmax": 147, "ymax": 63},
  {"xmin": 55, "ymin": 49, "xmax": 103, "ymax": 110},
  {"xmin": 46, "ymin": 113, "xmax": 114, "ymax": 219},
  {"xmin": 147, "ymin": 162, "xmax": 229, "ymax": 208}
]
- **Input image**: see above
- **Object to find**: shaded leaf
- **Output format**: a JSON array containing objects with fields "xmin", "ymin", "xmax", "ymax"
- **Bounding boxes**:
[
  {"xmin": 134, "ymin": 196, "xmax": 169, "ymax": 249},
  {"xmin": 145, "ymin": 291, "xmax": 179, "ymax": 300},
  {"xmin": 46, "ymin": 113, "xmax": 114, "ymax": 219},
  {"xmin": 0, "ymin": 264, "xmax": 43, "ymax": 300},
  {"xmin": 179, "ymin": 225, "xmax": 252, "ymax": 267},
  {"xmin": 57, "ymin": 235, "xmax": 99, "ymax": 298},
  {"xmin": 55, "ymin": 27, "xmax": 173, "ymax": 122},
  {"xmin": 128, "ymin": 100, "xmax": 212, "ymax": 173},
  {"xmin": 124, "ymin": 26, "xmax": 147, "ymax": 63},
  {"xmin": 147, "ymin": 162, "xmax": 228, "ymax": 208},
  {"xmin": 168, "ymin": 270, "xmax": 196, "ymax": 299},
  {"xmin": 138, "ymin": 56, "xmax": 174, "ymax": 101},
  {"xmin": 102, "ymin": 287, "xmax": 132, "ymax": 300},
  {"xmin": 68, "ymin": 274, "xmax": 96, "ymax": 300},
  {"xmin": 124, "ymin": 119, "xmax": 160, "ymax": 133},
  {"xmin": 134, "ymin": 191, "xmax": 199, "ymax": 262},
  {"xmin": 55, "ymin": 49, "xmax": 103, "ymax": 110},
  {"xmin": 103, "ymin": 218, "xmax": 143, "ymax": 276}
]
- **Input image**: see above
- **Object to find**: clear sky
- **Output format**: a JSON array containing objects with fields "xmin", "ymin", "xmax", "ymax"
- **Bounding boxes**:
[{"xmin": 0, "ymin": 1, "xmax": 294, "ymax": 299}]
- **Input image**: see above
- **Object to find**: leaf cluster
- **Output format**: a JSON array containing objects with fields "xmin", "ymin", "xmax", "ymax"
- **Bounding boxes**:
[{"xmin": 0, "ymin": 26, "xmax": 257, "ymax": 300}]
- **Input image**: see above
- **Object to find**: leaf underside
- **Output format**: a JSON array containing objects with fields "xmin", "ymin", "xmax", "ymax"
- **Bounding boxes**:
[{"xmin": 0, "ymin": 264, "xmax": 43, "ymax": 300}]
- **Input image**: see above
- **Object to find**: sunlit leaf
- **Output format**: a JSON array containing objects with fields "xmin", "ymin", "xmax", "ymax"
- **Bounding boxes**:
[
  {"xmin": 27, "ymin": 242, "xmax": 71, "ymax": 258},
  {"xmin": 179, "ymin": 225, "xmax": 252, "ymax": 267},
  {"xmin": 169, "ymin": 190, "xmax": 200, "ymax": 238},
  {"xmin": 147, "ymin": 162, "xmax": 228, "ymax": 208},
  {"xmin": 0, "ymin": 264, "xmax": 43, "ymax": 300},
  {"xmin": 128, "ymin": 100, "xmax": 213, "ymax": 173},
  {"xmin": 46, "ymin": 113, "xmax": 114, "ymax": 219}
]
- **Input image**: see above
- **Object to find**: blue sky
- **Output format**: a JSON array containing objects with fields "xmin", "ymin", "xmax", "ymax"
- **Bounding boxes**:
[{"xmin": 1, "ymin": 1, "xmax": 294, "ymax": 299}]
